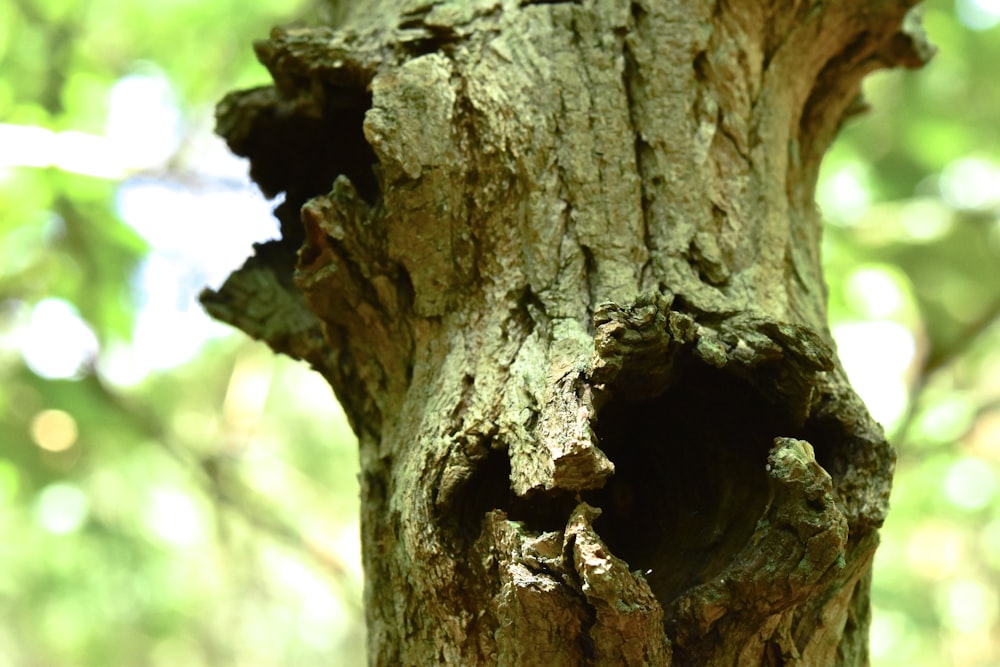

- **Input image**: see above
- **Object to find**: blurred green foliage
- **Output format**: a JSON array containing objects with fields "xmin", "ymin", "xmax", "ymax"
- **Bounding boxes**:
[
  {"xmin": 819, "ymin": 3, "xmax": 1000, "ymax": 664},
  {"xmin": 0, "ymin": 0, "xmax": 998, "ymax": 665},
  {"xmin": 0, "ymin": 0, "xmax": 367, "ymax": 664}
]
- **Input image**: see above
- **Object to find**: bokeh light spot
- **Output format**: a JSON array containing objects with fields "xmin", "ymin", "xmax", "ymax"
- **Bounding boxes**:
[
  {"xmin": 870, "ymin": 608, "xmax": 915, "ymax": 662},
  {"xmin": 943, "ymin": 457, "xmax": 997, "ymax": 511},
  {"xmin": 906, "ymin": 522, "xmax": 964, "ymax": 580},
  {"xmin": 35, "ymin": 482, "xmax": 89, "ymax": 535},
  {"xmin": 845, "ymin": 265, "xmax": 908, "ymax": 319},
  {"xmin": 143, "ymin": 487, "xmax": 206, "ymax": 547},
  {"xmin": 833, "ymin": 320, "xmax": 915, "ymax": 429},
  {"xmin": 818, "ymin": 162, "xmax": 872, "ymax": 224},
  {"xmin": 899, "ymin": 199, "xmax": 954, "ymax": 243},
  {"xmin": 913, "ymin": 394, "xmax": 977, "ymax": 446},
  {"xmin": 937, "ymin": 578, "xmax": 999, "ymax": 633},
  {"xmin": 21, "ymin": 299, "xmax": 99, "ymax": 380},
  {"xmin": 106, "ymin": 70, "xmax": 181, "ymax": 170},
  {"xmin": 939, "ymin": 157, "xmax": 1000, "ymax": 209},
  {"xmin": 956, "ymin": 0, "xmax": 1000, "ymax": 30},
  {"xmin": 29, "ymin": 409, "xmax": 79, "ymax": 452}
]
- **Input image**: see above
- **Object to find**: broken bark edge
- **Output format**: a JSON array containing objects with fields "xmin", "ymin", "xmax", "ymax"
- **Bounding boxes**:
[
  {"xmin": 474, "ymin": 507, "xmax": 672, "ymax": 667},
  {"xmin": 464, "ymin": 292, "xmax": 887, "ymax": 664}
]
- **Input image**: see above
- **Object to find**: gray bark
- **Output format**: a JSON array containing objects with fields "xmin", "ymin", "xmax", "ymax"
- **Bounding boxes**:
[{"xmin": 203, "ymin": 1, "xmax": 932, "ymax": 664}]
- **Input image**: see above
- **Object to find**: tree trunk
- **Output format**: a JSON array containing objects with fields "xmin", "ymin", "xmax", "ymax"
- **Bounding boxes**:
[{"xmin": 203, "ymin": 1, "xmax": 932, "ymax": 664}]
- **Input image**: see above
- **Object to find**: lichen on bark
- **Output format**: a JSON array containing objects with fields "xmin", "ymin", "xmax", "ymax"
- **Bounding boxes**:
[{"xmin": 204, "ymin": 0, "xmax": 931, "ymax": 663}]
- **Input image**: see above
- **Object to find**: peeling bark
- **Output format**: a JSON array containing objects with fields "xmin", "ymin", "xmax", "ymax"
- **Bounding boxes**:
[{"xmin": 203, "ymin": 0, "xmax": 931, "ymax": 664}]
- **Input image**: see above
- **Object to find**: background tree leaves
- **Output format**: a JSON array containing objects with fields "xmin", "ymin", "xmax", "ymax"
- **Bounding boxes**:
[{"xmin": 1, "ymin": 0, "xmax": 997, "ymax": 664}]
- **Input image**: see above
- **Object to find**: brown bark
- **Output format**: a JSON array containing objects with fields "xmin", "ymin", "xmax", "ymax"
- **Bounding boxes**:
[{"xmin": 203, "ymin": 1, "xmax": 932, "ymax": 664}]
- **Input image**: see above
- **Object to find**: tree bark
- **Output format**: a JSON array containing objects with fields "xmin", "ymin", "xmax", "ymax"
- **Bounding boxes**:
[{"xmin": 203, "ymin": 1, "xmax": 932, "ymax": 664}]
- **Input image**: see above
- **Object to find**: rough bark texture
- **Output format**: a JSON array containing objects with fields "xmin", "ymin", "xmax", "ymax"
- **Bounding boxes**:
[{"xmin": 203, "ymin": 1, "xmax": 932, "ymax": 664}]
